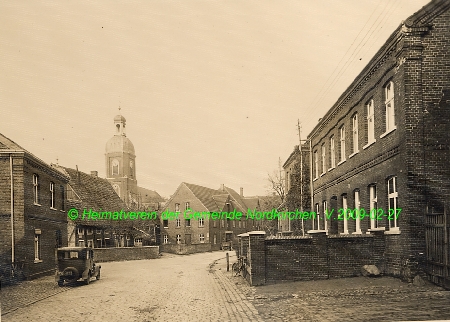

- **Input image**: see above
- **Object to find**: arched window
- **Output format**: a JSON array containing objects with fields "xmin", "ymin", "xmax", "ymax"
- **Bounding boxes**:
[{"xmin": 111, "ymin": 159, "xmax": 119, "ymax": 175}]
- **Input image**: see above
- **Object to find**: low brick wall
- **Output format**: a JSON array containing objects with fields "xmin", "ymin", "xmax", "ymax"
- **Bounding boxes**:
[
  {"xmin": 94, "ymin": 246, "xmax": 160, "ymax": 262},
  {"xmin": 160, "ymin": 243, "xmax": 211, "ymax": 255},
  {"xmin": 240, "ymin": 231, "xmax": 388, "ymax": 286}
]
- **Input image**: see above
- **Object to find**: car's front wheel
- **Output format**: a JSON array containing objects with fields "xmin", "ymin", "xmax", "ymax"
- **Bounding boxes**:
[{"xmin": 57, "ymin": 278, "xmax": 64, "ymax": 287}]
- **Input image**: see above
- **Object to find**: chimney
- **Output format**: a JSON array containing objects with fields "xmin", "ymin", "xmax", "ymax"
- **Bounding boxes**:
[
  {"xmin": 240, "ymin": 187, "xmax": 243, "ymax": 197},
  {"xmin": 90, "ymin": 171, "xmax": 98, "ymax": 177},
  {"xmin": 220, "ymin": 184, "xmax": 225, "ymax": 191}
]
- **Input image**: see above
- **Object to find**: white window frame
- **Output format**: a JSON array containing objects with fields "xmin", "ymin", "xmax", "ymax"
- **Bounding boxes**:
[
  {"xmin": 199, "ymin": 218, "xmax": 204, "ymax": 227},
  {"xmin": 111, "ymin": 159, "xmax": 119, "ymax": 176},
  {"xmin": 199, "ymin": 233, "xmax": 205, "ymax": 243},
  {"xmin": 185, "ymin": 202, "xmax": 190, "ymax": 210},
  {"xmin": 33, "ymin": 174, "xmax": 40, "ymax": 205},
  {"xmin": 50, "ymin": 182, "xmax": 55, "ymax": 209},
  {"xmin": 163, "ymin": 235, "xmax": 168, "ymax": 244},
  {"xmin": 388, "ymin": 176, "xmax": 399, "ymax": 230},
  {"xmin": 322, "ymin": 200, "xmax": 328, "ymax": 231},
  {"xmin": 366, "ymin": 99, "xmax": 375, "ymax": 145},
  {"xmin": 354, "ymin": 190, "xmax": 361, "ymax": 234},
  {"xmin": 313, "ymin": 203, "xmax": 320, "ymax": 230},
  {"xmin": 176, "ymin": 234, "xmax": 181, "ymax": 244},
  {"xmin": 330, "ymin": 136, "xmax": 336, "ymax": 168},
  {"xmin": 175, "ymin": 203, "xmax": 180, "ymax": 212},
  {"xmin": 384, "ymin": 81, "xmax": 395, "ymax": 132},
  {"xmin": 339, "ymin": 126, "xmax": 346, "ymax": 162},
  {"xmin": 314, "ymin": 150, "xmax": 319, "ymax": 179},
  {"xmin": 176, "ymin": 218, "xmax": 181, "ymax": 227},
  {"xmin": 321, "ymin": 144, "xmax": 326, "ymax": 174},
  {"xmin": 369, "ymin": 185, "xmax": 379, "ymax": 229},
  {"xmin": 341, "ymin": 195, "xmax": 348, "ymax": 234},
  {"xmin": 352, "ymin": 114, "xmax": 359, "ymax": 154},
  {"xmin": 34, "ymin": 233, "xmax": 41, "ymax": 261}
]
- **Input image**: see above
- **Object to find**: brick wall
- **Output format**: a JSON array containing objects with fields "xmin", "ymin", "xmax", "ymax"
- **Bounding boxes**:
[
  {"xmin": 241, "ymin": 231, "xmax": 389, "ymax": 286},
  {"xmin": 160, "ymin": 243, "xmax": 211, "ymax": 255},
  {"xmin": 94, "ymin": 246, "xmax": 159, "ymax": 262}
]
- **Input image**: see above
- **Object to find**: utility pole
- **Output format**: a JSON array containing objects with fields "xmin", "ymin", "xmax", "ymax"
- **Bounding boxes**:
[{"xmin": 297, "ymin": 120, "xmax": 305, "ymax": 236}]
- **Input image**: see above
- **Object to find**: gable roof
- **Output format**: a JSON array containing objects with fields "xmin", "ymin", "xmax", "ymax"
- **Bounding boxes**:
[
  {"xmin": 137, "ymin": 186, "xmax": 164, "ymax": 203},
  {"xmin": 58, "ymin": 166, "xmax": 128, "ymax": 212},
  {"xmin": 183, "ymin": 182, "xmax": 222, "ymax": 212}
]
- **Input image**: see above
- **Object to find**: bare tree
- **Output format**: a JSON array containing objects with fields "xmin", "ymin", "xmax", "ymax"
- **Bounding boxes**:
[{"xmin": 267, "ymin": 169, "xmax": 286, "ymax": 203}]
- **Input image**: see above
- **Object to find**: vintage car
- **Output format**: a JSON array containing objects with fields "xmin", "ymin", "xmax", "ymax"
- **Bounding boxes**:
[{"xmin": 55, "ymin": 247, "xmax": 101, "ymax": 286}]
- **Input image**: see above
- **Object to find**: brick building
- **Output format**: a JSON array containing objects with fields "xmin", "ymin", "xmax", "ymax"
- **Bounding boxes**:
[
  {"xmin": 160, "ymin": 183, "xmax": 260, "ymax": 254},
  {"xmin": 304, "ymin": 0, "xmax": 450, "ymax": 279},
  {"xmin": 0, "ymin": 133, "xmax": 69, "ymax": 280}
]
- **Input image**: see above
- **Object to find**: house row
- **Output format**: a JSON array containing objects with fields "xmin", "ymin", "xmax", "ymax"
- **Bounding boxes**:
[{"xmin": 274, "ymin": 0, "xmax": 450, "ymax": 284}]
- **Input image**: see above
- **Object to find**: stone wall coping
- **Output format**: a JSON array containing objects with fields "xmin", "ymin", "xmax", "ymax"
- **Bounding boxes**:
[
  {"xmin": 265, "ymin": 235, "xmax": 312, "ymax": 240},
  {"xmin": 94, "ymin": 246, "xmax": 159, "ymax": 249},
  {"xmin": 248, "ymin": 231, "xmax": 266, "ymax": 235},
  {"xmin": 237, "ymin": 233, "xmax": 249, "ymax": 237},
  {"xmin": 327, "ymin": 234, "xmax": 374, "ymax": 239}
]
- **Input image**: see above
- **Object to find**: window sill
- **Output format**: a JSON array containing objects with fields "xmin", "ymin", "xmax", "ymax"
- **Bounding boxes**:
[
  {"xmin": 368, "ymin": 227, "xmax": 386, "ymax": 232},
  {"xmin": 363, "ymin": 140, "xmax": 376, "ymax": 150},
  {"xmin": 34, "ymin": 203, "xmax": 41, "ymax": 207},
  {"xmin": 313, "ymin": 177, "xmax": 318, "ymax": 182},
  {"xmin": 340, "ymin": 231, "xmax": 349, "ymax": 235},
  {"xmin": 352, "ymin": 231, "xmax": 362, "ymax": 235},
  {"xmin": 337, "ymin": 159, "xmax": 346, "ymax": 166},
  {"xmin": 380, "ymin": 126, "xmax": 397, "ymax": 139},
  {"xmin": 320, "ymin": 172, "xmax": 326, "ymax": 177},
  {"xmin": 50, "ymin": 207, "xmax": 57, "ymax": 211},
  {"xmin": 307, "ymin": 229, "xmax": 327, "ymax": 234},
  {"xmin": 384, "ymin": 228, "xmax": 401, "ymax": 235},
  {"xmin": 328, "ymin": 166, "xmax": 335, "ymax": 172},
  {"xmin": 349, "ymin": 151, "xmax": 359, "ymax": 159},
  {"xmin": 34, "ymin": 259, "xmax": 43, "ymax": 263}
]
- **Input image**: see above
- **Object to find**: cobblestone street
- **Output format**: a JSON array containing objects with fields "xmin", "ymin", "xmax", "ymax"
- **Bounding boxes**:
[
  {"xmin": 1, "ymin": 251, "xmax": 262, "ymax": 322},
  {"xmin": 2, "ymin": 251, "xmax": 450, "ymax": 322}
]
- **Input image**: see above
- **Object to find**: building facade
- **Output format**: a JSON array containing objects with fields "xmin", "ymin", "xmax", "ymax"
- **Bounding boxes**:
[
  {"xmin": 306, "ymin": 0, "xmax": 450, "ymax": 278},
  {"xmin": 0, "ymin": 133, "xmax": 69, "ymax": 281},
  {"xmin": 160, "ymin": 182, "xmax": 259, "ymax": 254}
]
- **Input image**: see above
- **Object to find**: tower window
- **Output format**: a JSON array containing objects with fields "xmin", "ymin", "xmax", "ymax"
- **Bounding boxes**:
[{"xmin": 112, "ymin": 159, "xmax": 119, "ymax": 175}]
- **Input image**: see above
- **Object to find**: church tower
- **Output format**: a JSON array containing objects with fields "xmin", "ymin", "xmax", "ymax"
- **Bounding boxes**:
[{"xmin": 105, "ymin": 113, "xmax": 139, "ymax": 207}]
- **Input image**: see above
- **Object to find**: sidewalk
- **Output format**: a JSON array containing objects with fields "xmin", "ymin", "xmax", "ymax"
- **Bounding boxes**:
[
  {"xmin": 1, "ymin": 275, "xmax": 72, "ymax": 316},
  {"xmin": 216, "ymin": 252, "xmax": 450, "ymax": 321}
]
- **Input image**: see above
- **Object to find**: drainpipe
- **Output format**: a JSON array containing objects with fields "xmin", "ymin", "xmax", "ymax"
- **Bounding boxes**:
[
  {"xmin": 10, "ymin": 154, "xmax": 15, "ymax": 264},
  {"xmin": 309, "ymin": 138, "xmax": 314, "ymax": 217}
]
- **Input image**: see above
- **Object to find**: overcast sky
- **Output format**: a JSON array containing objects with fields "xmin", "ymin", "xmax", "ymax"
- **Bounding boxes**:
[{"xmin": 1, "ymin": 0, "xmax": 430, "ymax": 198}]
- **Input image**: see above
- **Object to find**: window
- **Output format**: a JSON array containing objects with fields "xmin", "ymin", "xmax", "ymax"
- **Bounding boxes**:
[
  {"xmin": 185, "ymin": 202, "xmax": 190, "ymax": 210},
  {"xmin": 213, "ymin": 220, "xmax": 217, "ymax": 228},
  {"xmin": 339, "ymin": 126, "xmax": 346, "ymax": 162},
  {"xmin": 387, "ymin": 176, "xmax": 399, "ymax": 230},
  {"xmin": 366, "ymin": 99, "xmax": 375, "ymax": 144},
  {"xmin": 221, "ymin": 220, "xmax": 225, "ymax": 228},
  {"xmin": 352, "ymin": 114, "xmax": 358, "ymax": 154},
  {"xmin": 322, "ymin": 201, "xmax": 328, "ymax": 231},
  {"xmin": 163, "ymin": 219, "xmax": 168, "ymax": 228},
  {"xmin": 33, "ymin": 174, "xmax": 40, "ymax": 205},
  {"xmin": 96, "ymin": 229, "xmax": 102, "ymax": 234},
  {"xmin": 175, "ymin": 203, "xmax": 180, "ymax": 212},
  {"xmin": 321, "ymin": 144, "xmax": 326, "ymax": 174},
  {"xmin": 238, "ymin": 220, "xmax": 241, "ymax": 228},
  {"xmin": 342, "ymin": 195, "xmax": 348, "ymax": 234},
  {"xmin": 111, "ymin": 159, "xmax": 119, "ymax": 175},
  {"xmin": 77, "ymin": 227, "xmax": 84, "ymax": 236},
  {"xmin": 199, "ymin": 218, "xmax": 204, "ymax": 227},
  {"xmin": 385, "ymin": 81, "xmax": 395, "ymax": 132},
  {"xmin": 354, "ymin": 190, "xmax": 361, "ymax": 233},
  {"xmin": 185, "ymin": 218, "xmax": 191, "ymax": 227},
  {"xmin": 163, "ymin": 235, "xmax": 168, "ymax": 244},
  {"xmin": 213, "ymin": 234, "xmax": 217, "ymax": 244},
  {"xmin": 87, "ymin": 240, "xmax": 93, "ymax": 248},
  {"xmin": 369, "ymin": 185, "xmax": 378, "ymax": 229},
  {"xmin": 199, "ymin": 234, "xmax": 205, "ymax": 243},
  {"xmin": 176, "ymin": 234, "xmax": 181, "ymax": 244},
  {"xmin": 50, "ymin": 182, "xmax": 55, "ymax": 208},
  {"xmin": 78, "ymin": 239, "xmax": 85, "ymax": 247},
  {"xmin": 87, "ymin": 228, "xmax": 93, "ymax": 235},
  {"xmin": 176, "ymin": 218, "xmax": 181, "ymax": 227},
  {"xmin": 314, "ymin": 150, "xmax": 319, "ymax": 179},
  {"xmin": 60, "ymin": 185, "xmax": 65, "ymax": 211},
  {"xmin": 313, "ymin": 203, "xmax": 320, "ymax": 230},
  {"xmin": 129, "ymin": 160, "xmax": 134, "ymax": 177},
  {"xmin": 330, "ymin": 136, "xmax": 336, "ymax": 168}
]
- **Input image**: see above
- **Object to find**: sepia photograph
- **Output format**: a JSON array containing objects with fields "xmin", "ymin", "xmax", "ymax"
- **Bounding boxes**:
[{"xmin": 1, "ymin": 0, "xmax": 450, "ymax": 321}]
